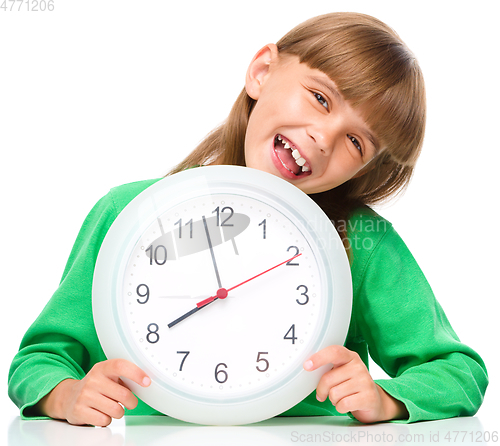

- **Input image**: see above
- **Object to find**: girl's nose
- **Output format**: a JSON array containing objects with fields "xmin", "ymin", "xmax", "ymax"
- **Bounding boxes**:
[{"xmin": 307, "ymin": 123, "xmax": 338, "ymax": 156}]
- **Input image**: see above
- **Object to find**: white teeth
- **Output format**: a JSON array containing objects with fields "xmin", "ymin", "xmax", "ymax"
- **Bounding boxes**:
[{"xmin": 277, "ymin": 135, "xmax": 310, "ymax": 173}]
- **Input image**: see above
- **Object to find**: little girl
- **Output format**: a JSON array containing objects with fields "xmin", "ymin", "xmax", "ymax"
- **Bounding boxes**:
[{"xmin": 8, "ymin": 12, "xmax": 488, "ymax": 427}]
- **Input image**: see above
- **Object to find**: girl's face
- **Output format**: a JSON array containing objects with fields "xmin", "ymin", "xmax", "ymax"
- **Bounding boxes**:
[{"xmin": 244, "ymin": 47, "xmax": 379, "ymax": 195}]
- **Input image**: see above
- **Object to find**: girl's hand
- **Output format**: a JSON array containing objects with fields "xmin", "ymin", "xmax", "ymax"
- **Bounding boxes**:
[
  {"xmin": 36, "ymin": 359, "xmax": 151, "ymax": 427},
  {"xmin": 303, "ymin": 346, "xmax": 408, "ymax": 423}
]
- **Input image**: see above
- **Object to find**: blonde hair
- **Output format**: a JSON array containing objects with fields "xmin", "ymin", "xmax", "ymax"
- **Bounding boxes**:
[{"xmin": 169, "ymin": 12, "xmax": 426, "ymax": 238}]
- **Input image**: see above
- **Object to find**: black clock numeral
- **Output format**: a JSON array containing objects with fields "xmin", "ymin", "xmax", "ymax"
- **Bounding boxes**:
[
  {"xmin": 283, "ymin": 324, "xmax": 297, "ymax": 344},
  {"xmin": 136, "ymin": 284, "xmax": 150, "ymax": 304},
  {"xmin": 175, "ymin": 218, "xmax": 193, "ymax": 239},
  {"xmin": 177, "ymin": 351, "xmax": 190, "ymax": 371},
  {"xmin": 286, "ymin": 246, "xmax": 300, "ymax": 265},
  {"xmin": 215, "ymin": 363, "xmax": 228, "ymax": 383},
  {"xmin": 296, "ymin": 285, "xmax": 309, "ymax": 305},
  {"xmin": 259, "ymin": 219, "xmax": 266, "ymax": 239},
  {"xmin": 146, "ymin": 323, "xmax": 160, "ymax": 344},
  {"xmin": 145, "ymin": 244, "xmax": 167, "ymax": 265},
  {"xmin": 212, "ymin": 206, "xmax": 234, "ymax": 227},
  {"xmin": 256, "ymin": 352, "xmax": 269, "ymax": 372}
]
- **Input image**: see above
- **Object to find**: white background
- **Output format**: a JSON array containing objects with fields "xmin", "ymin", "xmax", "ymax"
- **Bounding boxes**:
[{"xmin": 1, "ymin": 0, "xmax": 498, "ymax": 434}]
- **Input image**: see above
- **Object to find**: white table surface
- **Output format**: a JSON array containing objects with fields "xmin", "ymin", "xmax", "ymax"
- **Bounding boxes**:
[{"xmin": 6, "ymin": 413, "xmax": 498, "ymax": 446}]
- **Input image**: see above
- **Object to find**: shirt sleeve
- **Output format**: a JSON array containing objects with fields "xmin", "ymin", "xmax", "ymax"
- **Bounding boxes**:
[
  {"xmin": 350, "ymin": 221, "xmax": 488, "ymax": 423},
  {"xmin": 8, "ymin": 192, "xmax": 119, "ymax": 419}
]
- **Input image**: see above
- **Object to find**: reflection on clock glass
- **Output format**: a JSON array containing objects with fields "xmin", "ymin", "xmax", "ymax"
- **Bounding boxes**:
[{"xmin": 119, "ymin": 193, "xmax": 325, "ymax": 399}]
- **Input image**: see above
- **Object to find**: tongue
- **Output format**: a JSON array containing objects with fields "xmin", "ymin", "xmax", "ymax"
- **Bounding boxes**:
[{"xmin": 275, "ymin": 145, "xmax": 301, "ymax": 175}]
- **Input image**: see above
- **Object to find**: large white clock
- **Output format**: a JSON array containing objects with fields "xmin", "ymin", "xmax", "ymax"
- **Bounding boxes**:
[{"xmin": 92, "ymin": 165, "xmax": 352, "ymax": 425}]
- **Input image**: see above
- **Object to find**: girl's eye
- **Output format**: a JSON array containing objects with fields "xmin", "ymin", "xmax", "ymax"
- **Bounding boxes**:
[
  {"xmin": 313, "ymin": 92, "xmax": 329, "ymax": 110},
  {"xmin": 348, "ymin": 135, "xmax": 363, "ymax": 155}
]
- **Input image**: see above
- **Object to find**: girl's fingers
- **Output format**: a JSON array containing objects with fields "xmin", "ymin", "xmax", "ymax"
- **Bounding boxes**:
[
  {"xmin": 72, "ymin": 358, "xmax": 149, "ymax": 425},
  {"xmin": 304, "ymin": 345, "xmax": 376, "ymax": 411},
  {"xmin": 100, "ymin": 359, "xmax": 151, "ymax": 388},
  {"xmin": 315, "ymin": 368, "xmax": 353, "ymax": 402},
  {"xmin": 314, "ymin": 359, "xmax": 358, "ymax": 393},
  {"xmin": 66, "ymin": 396, "xmax": 113, "ymax": 427},
  {"xmin": 303, "ymin": 345, "xmax": 356, "ymax": 371},
  {"xmin": 90, "ymin": 391, "xmax": 126, "ymax": 420},
  {"xmin": 95, "ymin": 377, "xmax": 139, "ymax": 411},
  {"xmin": 332, "ymin": 391, "xmax": 362, "ymax": 415},
  {"xmin": 82, "ymin": 408, "xmax": 113, "ymax": 428},
  {"xmin": 316, "ymin": 359, "xmax": 370, "ymax": 397}
]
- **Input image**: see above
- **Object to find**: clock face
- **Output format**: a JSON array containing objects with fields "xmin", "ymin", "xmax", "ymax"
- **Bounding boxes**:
[
  {"xmin": 93, "ymin": 166, "xmax": 352, "ymax": 425},
  {"xmin": 122, "ymin": 192, "xmax": 324, "ymax": 399}
]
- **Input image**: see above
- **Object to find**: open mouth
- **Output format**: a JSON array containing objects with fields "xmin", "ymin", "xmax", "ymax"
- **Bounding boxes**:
[{"xmin": 273, "ymin": 134, "xmax": 312, "ymax": 177}]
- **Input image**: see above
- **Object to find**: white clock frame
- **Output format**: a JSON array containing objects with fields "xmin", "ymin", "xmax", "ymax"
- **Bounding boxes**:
[{"xmin": 92, "ymin": 165, "xmax": 352, "ymax": 425}]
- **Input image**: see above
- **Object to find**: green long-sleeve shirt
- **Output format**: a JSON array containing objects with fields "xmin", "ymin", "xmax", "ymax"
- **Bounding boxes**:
[{"xmin": 8, "ymin": 179, "xmax": 488, "ymax": 423}]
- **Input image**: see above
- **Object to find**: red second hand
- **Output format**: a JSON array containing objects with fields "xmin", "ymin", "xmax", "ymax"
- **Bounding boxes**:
[{"xmin": 196, "ymin": 253, "xmax": 302, "ymax": 308}]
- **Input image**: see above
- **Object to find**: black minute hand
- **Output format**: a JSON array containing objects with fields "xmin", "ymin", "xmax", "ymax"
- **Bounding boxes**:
[{"xmin": 202, "ymin": 215, "xmax": 222, "ymax": 289}]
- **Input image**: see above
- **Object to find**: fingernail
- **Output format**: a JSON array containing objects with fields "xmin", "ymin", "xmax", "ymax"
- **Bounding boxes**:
[
  {"xmin": 142, "ymin": 377, "xmax": 151, "ymax": 387},
  {"xmin": 303, "ymin": 360, "xmax": 314, "ymax": 371},
  {"xmin": 316, "ymin": 394, "xmax": 326, "ymax": 402}
]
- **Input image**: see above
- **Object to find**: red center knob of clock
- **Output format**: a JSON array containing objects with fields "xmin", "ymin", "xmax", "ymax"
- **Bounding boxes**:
[{"xmin": 217, "ymin": 288, "xmax": 228, "ymax": 299}]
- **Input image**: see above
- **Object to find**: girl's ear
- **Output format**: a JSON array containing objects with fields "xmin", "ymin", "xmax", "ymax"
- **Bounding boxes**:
[{"xmin": 245, "ymin": 44, "xmax": 279, "ymax": 100}]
